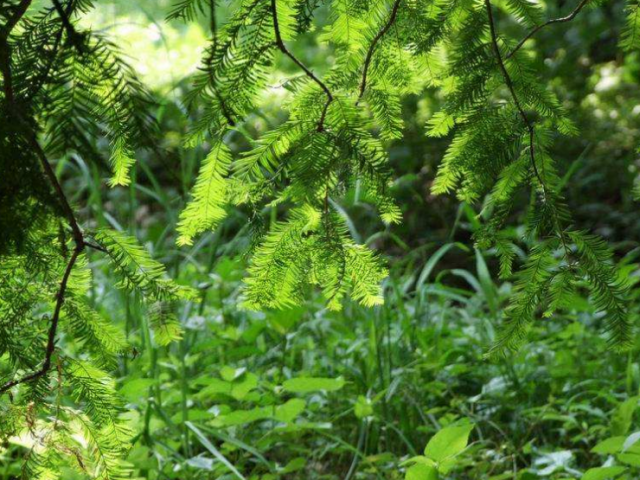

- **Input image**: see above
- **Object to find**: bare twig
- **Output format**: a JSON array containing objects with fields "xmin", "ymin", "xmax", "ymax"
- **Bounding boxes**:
[
  {"xmin": 357, "ymin": 0, "xmax": 402, "ymax": 102},
  {"xmin": 271, "ymin": 0, "xmax": 333, "ymax": 131},
  {"xmin": 506, "ymin": 0, "xmax": 590, "ymax": 59}
]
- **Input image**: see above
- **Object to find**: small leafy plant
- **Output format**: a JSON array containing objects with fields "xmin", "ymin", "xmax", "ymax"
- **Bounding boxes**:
[{"xmin": 403, "ymin": 423, "xmax": 475, "ymax": 479}]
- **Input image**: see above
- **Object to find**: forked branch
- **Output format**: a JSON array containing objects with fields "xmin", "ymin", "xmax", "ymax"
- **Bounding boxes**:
[
  {"xmin": 506, "ymin": 0, "xmax": 590, "ymax": 59},
  {"xmin": 271, "ymin": 0, "xmax": 333, "ymax": 131}
]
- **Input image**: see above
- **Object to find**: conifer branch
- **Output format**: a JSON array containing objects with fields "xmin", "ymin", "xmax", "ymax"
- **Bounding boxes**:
[
  {"xmin": 0, "ymin": 121, "xmax": 87, "ymax": 395},
  {"xmin": 0, "ymin": 0, "xmax": 88, "ymax": 394},
  {"xmin": 506, "ymin": 0, "xmax": 590, "ymax": 59},
  {"xmin": 0, "ymin": 246, "xmax": 83, "ymax": 395},
  {"xmin": 485, "ymin": 0, "xmax": 571, "ymax": 255},
  {"xmin": 206, "ymin": 0, "xmax": 236, "ymax": 126},
  {"xmin": 357, "ymin": 0, "xmax": 402, "ymax": 102},
  {"xmin": 26, "ymin": 3, "xmax": 69, "ymax": 103},
  {"xmin": 0, "ymin": 0, "xmax": 33, "ymax": 103},
  {"xmin": 270, "ymin": 0, "xmax": 333, "ymax": 131},
  {"xmin": 485, "ymin": 0, "xmax": 544, "ymax": 190},
  {"xmin": 31, "ymin": 133, "xmax": 86, "ymax": 247}
]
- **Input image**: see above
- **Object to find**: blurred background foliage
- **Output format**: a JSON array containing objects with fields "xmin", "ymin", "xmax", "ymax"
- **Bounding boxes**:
[{"xmin": 4, "ymin": 0, "xmax": 640, "ymax": 478}]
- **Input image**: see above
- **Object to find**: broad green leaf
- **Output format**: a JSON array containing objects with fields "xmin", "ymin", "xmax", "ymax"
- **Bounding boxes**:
[
  {"xmin": 214, "ymin": 407, "xmax": 271, "ymax": 427},
  {"xmin": 282, "ymin": 377, "xmax": 345, "ymax": 393},
  {"xmin": 406, "ymin": 463, "xmax": 439, "ymax": 480},
  {"xmin": 220, "ymin": 366, "xmax": 246, "ymax": 382},
  {"xmin": 612, "ymin": 397, "xmax": 638, "ymax": 436},
  {"xmin": 197, "ymin": 373, "xmax": 258, "ymax": 400},
  {"xmin": 231, "ymin": 373, "xmax": 258, "ymax": 400},
  {"xmin": 623, "ymin": 431, "xmax": 640, "ymax": 452},
  {"xmin": 280, "ymin": 457, "xmax": 306, "ymax": 474},
  {"xmin": 424, "ymin": 423, "xmax": 474, "ymax": 463},
  {"xmin": 354, "ymin": 396, "xmax": 373, "ymax": 419},
  {"xmin": 275, "ymin": 398, "xmax": 306, "ymax": 423},
  {"xmin": 592, "ymin": 437, "xmax": 625, "ymax": 454},
  {"xmin": 618, "ymin": 452, "xmax": 640, "ymax": 466},
  {"xmin": 267, "ymin": 307, "xmax": 305, "ymax": 334},
  {"xmin": 199, "ymin": 378, "xmax": 234, "ymax": 397},
  {"xmin": 582, "ymin": 466, "xmax": 626, "ymax": 480},
  {"xmin": 119, "ymin": 378, "xmax": 157, "ymax": 400},
  {"xmin": 171, "ymin": 409, "xmax": 214, "ymax": 424}
]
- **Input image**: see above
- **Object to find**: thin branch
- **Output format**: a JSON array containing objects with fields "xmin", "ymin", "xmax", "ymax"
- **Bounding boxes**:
[
  {"xmin": 357, "ymin": 0, "xmax": 402, "ymax": 102},
  {"xmin": 0, "ymin": 0, "xmax": 33, "ymax": 37},
  {"xmin": 51, "ymin": 0, "xmax": 84, "ymax": 54},
  {"xmin": 0, "ymin": 126, "xmax": 87, "ymax": 396},
  {"xmin": 506, "ymin": 0, "xmax": 590, "ymax": 59},
  {"xmin": 209, "ymin": 0, "xmax": 217, "ymax": 39},
  {"xmin": 271, "ymin": 0, "xmax": 333, "ymax": 131},
  {"xmin": 85, "ymin": 241, "xmax": 107, "ymax": 253},
  {"xmin": 31, "ymin": 131, "xmax": 85, "ymax": 246}
]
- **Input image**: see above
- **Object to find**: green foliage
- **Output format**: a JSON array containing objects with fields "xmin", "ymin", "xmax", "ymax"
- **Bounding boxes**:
[
  {"xmin": 176, "ymin": 139, "xmax": 233, "ymax": 246},
  {"xmin": 94, "ymin": 228, "xmax": 195, "ymax": 301},
  {"xmin": 404, "ymin": 423, "xmax": 475, "ymax": 478},
  {"xmin": 621, "ymin": 0, "xmax": 640, "ymax": 51},
  {"xmin": 2, "ymin": 0, "xmax": 640, "ymax": 478}
]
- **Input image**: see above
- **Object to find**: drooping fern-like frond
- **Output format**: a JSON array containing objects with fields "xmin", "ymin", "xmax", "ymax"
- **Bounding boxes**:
[
  {"xmin": 167, "ymin": 0, "xmax": 209, "ymax": 22},
  {"xmin": 621, "ymin": 0, "xmax": 640, "ymax": 51},
  {"xmin": 95, "ymin": 228, "xmax": 196, "ymax": 301},
  {"xmin": 66, "ymin": 360, "xmax": 134, "ymax": 479},
  {"xmin": 489, "ymin": 241, "xmax": 557, "ymax": 354},
  {"xmin": 568, "ymin": 231, "xmax": 633, "ymax": 349},
  {"xmin": 66, "ymin": 360, "xmax": 130, "ymax": 437},
  {"xmin": 177, "ymin": 139, "xmax": 233, "ymax": 246},
  {"xmin": 502, "ymin": 0, "xmax": 543, "ymax": 26},
  {"xmin": 243, "ymin": 205, "xmax": 322, "ymax": 309},
  {"xmin": 3, "ymin": 0, "xmax": 638, "ymax": 474},
  {"xmin": 148, "ymin": 301, "xmax": 184, "ymax": 346}
]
